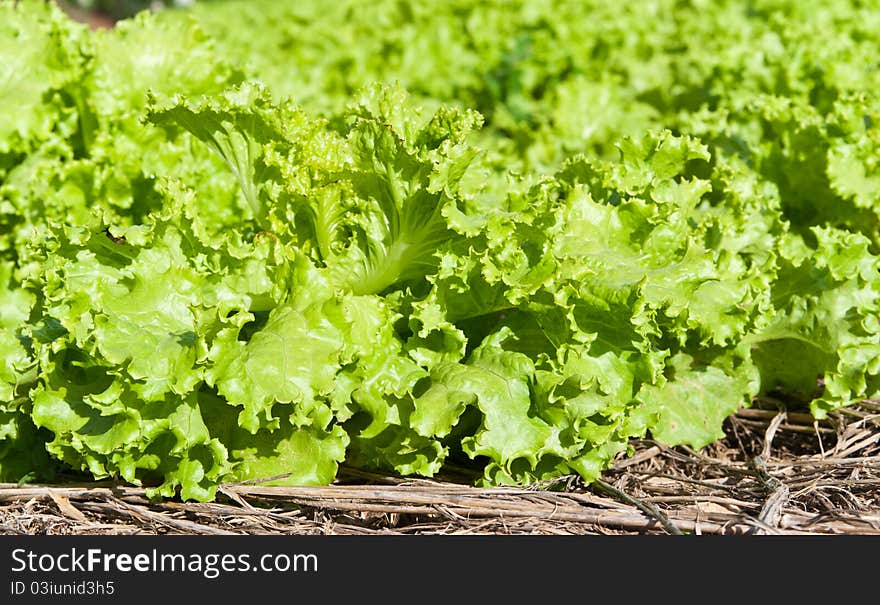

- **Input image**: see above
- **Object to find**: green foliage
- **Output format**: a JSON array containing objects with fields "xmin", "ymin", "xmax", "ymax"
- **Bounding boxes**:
[{"xmin": 1, "ymin": 0, "xmax": 878, "ymax": 499}]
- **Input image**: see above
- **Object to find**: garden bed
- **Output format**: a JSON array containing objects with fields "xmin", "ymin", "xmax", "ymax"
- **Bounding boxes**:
[
  {"xmin": 4, "ymin": 399, "xmax": 878, "ymax": 535},
  {"xmin": 3, "ymin": 1, "xmax": 875, "ymax": 536}
]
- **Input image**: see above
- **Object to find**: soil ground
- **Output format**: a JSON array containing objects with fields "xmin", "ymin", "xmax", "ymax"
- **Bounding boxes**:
[{"xmin": 3, "ymin": 399, "xmax": 878, "ymax": 535}]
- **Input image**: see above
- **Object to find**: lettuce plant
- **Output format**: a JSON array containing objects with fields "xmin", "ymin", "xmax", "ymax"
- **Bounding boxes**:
[{"xmin": 1, "ymin": 0, "xmax": 878, "ymax": 500}]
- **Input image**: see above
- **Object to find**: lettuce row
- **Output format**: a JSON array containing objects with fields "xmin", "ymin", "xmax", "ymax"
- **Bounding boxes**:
[{"xmin": 1, "ymin": 1, "xmax": 879, "ymax": 498}]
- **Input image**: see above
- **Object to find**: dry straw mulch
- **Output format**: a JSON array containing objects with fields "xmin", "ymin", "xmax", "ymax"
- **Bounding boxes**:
[{"xmin": 2, "ymin": 398, "xmax": 878, "ymax": 535}]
